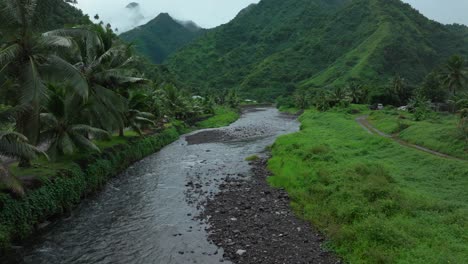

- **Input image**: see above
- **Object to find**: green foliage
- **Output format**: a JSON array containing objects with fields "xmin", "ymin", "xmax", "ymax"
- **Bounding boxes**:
[
  {"xmin": 168, "ymin": 0, "xmax": 468, "ymax": 101},
  {"xmin": 195, "ymin": 107, "xmax": 239, "ymax": 129},
  {"xmin": 408, "ymin": 95, "xmax": 432, "ymax": 121},
  {"xmin": 418, "ymin": 70, "xmax": 448, "ymax": 103},
  {"xmin": 0, "ymin": 127, "xmax": 180, "ymax": 249},
  {"xmin": 245, "ymin": 155, "xmax": 260, "ymax": 162},
  {"xmin": 441, "ymin": 55, "xmax": 468, "ymax": 96},
  {"xmin": 121, "ymin": 13, "xmax": 205, "ymax": 64},
  {"xmin": 268, "ymin": 110, "xmax": 468, "ymax": 263}
]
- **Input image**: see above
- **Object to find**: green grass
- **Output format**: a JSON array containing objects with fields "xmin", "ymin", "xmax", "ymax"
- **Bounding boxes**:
[
  {"xmin": 245, "ymin": 155, "xmax": 260, "ymax": 161},
  {"xmin": 368, "ymin": 110, "xmax": 467, "ymax": 159},
  {"xmin": 196, "ymin": 106, "xmax": 240, "ymax": 129},
  {"xmin": 268, "ymin": 109, "xmax": 468, "ymax": 263},
  {"xmin": 278, "ymin": 106, "xmax": 301, "ymax": 114}
]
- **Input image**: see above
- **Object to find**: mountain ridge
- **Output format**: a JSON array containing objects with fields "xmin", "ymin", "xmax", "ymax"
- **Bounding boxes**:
[{"xmin": 166, "ymin": 0, "xmax": 468, "ymax": 101}]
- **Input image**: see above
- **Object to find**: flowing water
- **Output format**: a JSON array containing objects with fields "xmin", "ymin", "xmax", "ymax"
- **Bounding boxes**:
[{"xmin": 9, "ymin": 107, "xmax": 299, "ymax": 264}]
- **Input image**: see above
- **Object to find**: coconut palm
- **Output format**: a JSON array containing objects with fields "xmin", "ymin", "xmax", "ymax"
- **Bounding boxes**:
[
  {"xmin": 442, "ymin": 55, "xmax": 467, "ymax": 96},
  {"xmin": 46, "ymin": 25, "xmax": 146, "ymax": 132},
  {"xmin": 159, "ymin": 84, "xmax": 193, "ymax": 120},
  {"xmin": 121, "ymin": 92, "xmax": 155, "ymax": 136},
  {"xmin": 347, "ymin": 81, "xmax": 368, "ymax": 104},
  {"xmin": 40, "ymin": 89, "xmax": 109, "ymax": 160},
  {"xmin": 0, "ymin": 0, "xmax": 88, "ymax": 146},
  {"xmin": 0, "ymin": 130, "xmax": 46, "ymax": 196}
]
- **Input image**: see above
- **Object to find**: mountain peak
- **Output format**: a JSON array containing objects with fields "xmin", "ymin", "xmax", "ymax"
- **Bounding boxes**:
[
  {"xmin": 120, "ymin": 13, "xmax": 206, "ymax": 64},
  {"xmin": 126, "ymin": 2, "xmax": 139, "ymax": 9}
]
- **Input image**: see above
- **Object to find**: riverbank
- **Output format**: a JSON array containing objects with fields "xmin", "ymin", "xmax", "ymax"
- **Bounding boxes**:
[
  {"xmin": 202, "ymin": 157, "xmax": 340, "ymax": 264},
  {"xmin": 0, "ymin": 107, "xmax": 240, "ymax": 251},
  {"xmin": 268, "ymin": 109, "xmax": 468, "ymax": 263}
]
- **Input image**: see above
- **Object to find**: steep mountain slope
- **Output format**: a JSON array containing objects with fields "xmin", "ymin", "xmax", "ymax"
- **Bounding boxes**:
[
  {"xmin": 34, "ymin": 0, "xmax": 91, "ymax": 31},
  {"xmin": 0, "ymin": 0, "xmax": 90, "ymax": 32},
  {"xmin": 166, "ymin": 0, "xmax": 468, "ymax": 101},
  {"xmin": 120, "ymin": 13, "xmax": 205, "ymax": 64}
]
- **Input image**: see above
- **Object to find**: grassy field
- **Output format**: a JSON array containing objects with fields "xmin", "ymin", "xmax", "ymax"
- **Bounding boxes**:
[
  {"xmin": 368, "ymin": 110, "xmax": 467, "ymax": 159},
  {"xmin": 196, "ymin": 106, "xmax": 240, "ymax": 129},
  {"xmin": 268, "ymin": 109, "xmax": 468, "ymax": 263}
]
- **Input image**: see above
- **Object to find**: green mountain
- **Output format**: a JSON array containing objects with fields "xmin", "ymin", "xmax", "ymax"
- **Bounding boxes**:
[
  {"xmin": 0, "ymin": 0, "xmax": 90, "ymax": 32},
  {"xmin": 34, "ymin": 0, "xmax": 91, "ymax": 31},
  {"xmin": 120, "ymin": 13, "xmax": 205, "ymax": 64},
  {"xmin": 167, "ymin": 0, "xmax": 468, "ymax": 101}
]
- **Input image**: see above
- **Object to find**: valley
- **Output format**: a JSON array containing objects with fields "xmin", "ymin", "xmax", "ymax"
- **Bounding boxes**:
[{"xmin": 1, "ymin": 0, "xmax": 467, "ymax": 263}]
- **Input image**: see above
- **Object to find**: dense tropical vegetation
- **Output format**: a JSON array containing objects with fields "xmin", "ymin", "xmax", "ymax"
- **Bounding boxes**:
[
  {"xmin": 0, "ymin": 0, "xmax": 239, "ymax": 195},
  {"xmin": 167, "ymin": 0, "xmax": 468, "ymax": 101}
]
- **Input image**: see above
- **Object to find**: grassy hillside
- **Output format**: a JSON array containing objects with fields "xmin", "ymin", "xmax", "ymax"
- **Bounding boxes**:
[
  {"xmin": 121, "ymin": 13, "xmax": 205, "ymax": 64},
  {"xmin": 268, "ymin": 109, "xmax": 468, "ymax": 263},
  {"xmin": 167, "ymin": 0, "xmax": 468, "ymax": 101}
]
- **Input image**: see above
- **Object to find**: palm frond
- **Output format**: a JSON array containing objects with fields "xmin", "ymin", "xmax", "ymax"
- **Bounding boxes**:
[
  {"xmin": 0, "ymin": 131, "xmax": 45, "ymax": 160},
  {"xmin": 59, "ymin": 133, "xmax": 74, "ymax": 155},
  {"xmin": 0, "ymin": 43, "xmax": 21, "ymax": 69},
  {"xmin": 19, "ymin": 57, "xmax": 47, "ymax": 105},
  {"xmin": 70, "ymin": 132, "xmax": 100, "ymax": 153},
  {"xmin": 71, "ymin": 124, "xmax": 109, "ymax": 138},
  {"xmin": 45, "ymin": 28, "xmax": 104, "ymax": 65},
  {"xmin": 38, "ymin": 35, "xmax": 75, "ymax": 49},
  {"xmin": 134, "ymin": 116, "xmax": 155, "ymax": 125},
  {"xmin": 41, "ymin": 55, "xmax": 88, "ymax": 99}
]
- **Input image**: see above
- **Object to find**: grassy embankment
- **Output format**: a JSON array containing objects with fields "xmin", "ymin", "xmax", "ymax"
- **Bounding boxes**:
[
  {"xmin": 196, "ymin": 106, "xmax": 240, "ymax": 129},
  {"xmin": 268, "ymin": 108, "xmax": 468, "ymax": 263},
  {"xmin": 278, "ymin": 106, "xmax": 301, "ymax": 114},
  {"xmin": 368, "ymin": 110, "xmax": 467, "ymax": 159},
  {"xmin": 0, "ymin": 106, "xmax": 239, "ymax": 250}
]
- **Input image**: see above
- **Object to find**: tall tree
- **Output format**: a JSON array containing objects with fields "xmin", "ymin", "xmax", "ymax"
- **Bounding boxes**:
[
  {"xmin": 442, "ymin": 55, "xmax": 467, "ymax": 96},
  {"xmin": 47, "ymin": 25, "xmax": 146, "ymax": 132},
  {"xmin": 0, "ymin": 0, "xmax": 87, "ymax": 147}
]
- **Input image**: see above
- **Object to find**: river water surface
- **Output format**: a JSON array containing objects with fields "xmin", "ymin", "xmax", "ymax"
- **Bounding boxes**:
[{"xmin": 10, "ymin": 107, "xmax": 299, "ymax": 264}]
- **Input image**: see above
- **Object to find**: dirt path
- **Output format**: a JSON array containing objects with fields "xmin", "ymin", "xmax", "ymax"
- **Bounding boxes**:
[
  {"xmin": 201, "ymin": 158, "xmax": 341, "ymax": 264},
  {"xmin": 356, "ymin": 115, "xmax": 465, "ymax": 161}
]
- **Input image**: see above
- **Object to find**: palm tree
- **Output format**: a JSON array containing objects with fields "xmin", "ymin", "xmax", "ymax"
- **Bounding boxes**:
[
  {"xmin": 442, "ymin": 55, "xmax": 467, "ymax": 96},
  {"xmin": 46, "ymin": 25, "xmax": 146, "ymax": 132},
  {"xmin": 159, "ymin": 84, "xmax": 192, "ymax": 120},
  {"xmin": 390, "ymin": 74, "xmax": 406, "ymax": 105},
  {"xmin": 0, "ymin": 0, "xmax": 88, "ymax": 146},
  {"xmin": 123, "ymin": 92, "xmax": 155, "ymax": 136},
  {"xmin": 0, "ymin": 130, "xmax": 46, "ymax": 196},
  {"xmin": 40, "ymin": 89, "xmax": 109, "ymax": 160},
  {"xmin": 347, "ymin": 81, "xmax": 368, "ymax": 104}
]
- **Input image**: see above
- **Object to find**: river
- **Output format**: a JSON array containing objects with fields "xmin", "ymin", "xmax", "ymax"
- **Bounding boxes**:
[{"xmin": 9, "ymin": 107, "xmax": 299, "ymax": 264}]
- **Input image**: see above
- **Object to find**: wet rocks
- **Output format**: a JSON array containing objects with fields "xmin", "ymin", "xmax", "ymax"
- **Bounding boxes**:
[{"xmin": 201, "ymin": 158, "xmax": 341, "ymax": 264}]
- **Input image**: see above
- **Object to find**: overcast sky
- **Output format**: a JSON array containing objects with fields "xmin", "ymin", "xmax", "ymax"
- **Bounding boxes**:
[{"xmin": 74, "ymin": 0, "xmax": 468, "ymax": 33}]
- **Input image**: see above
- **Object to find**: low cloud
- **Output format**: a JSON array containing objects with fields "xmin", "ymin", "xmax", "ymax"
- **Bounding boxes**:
[{"xmin": 74, "ymin": 0, "xmax": 468, "ymax": 34}]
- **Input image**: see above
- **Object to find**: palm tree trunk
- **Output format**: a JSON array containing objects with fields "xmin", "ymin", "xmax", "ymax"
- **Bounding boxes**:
[
  {"xmin": 0, "ymin": 163, "xmax": 25, "ymax": 197},
  {"xmin": 16, "ymin": 109, "xmax": 40, "ymax": 146},
  {"xmin": 119, "ymin": 127, "xmax": 125, "ymax": 137},
  {"xmin": 16, "ymin": 109, "xmax": 39, "ymax": 168}
]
